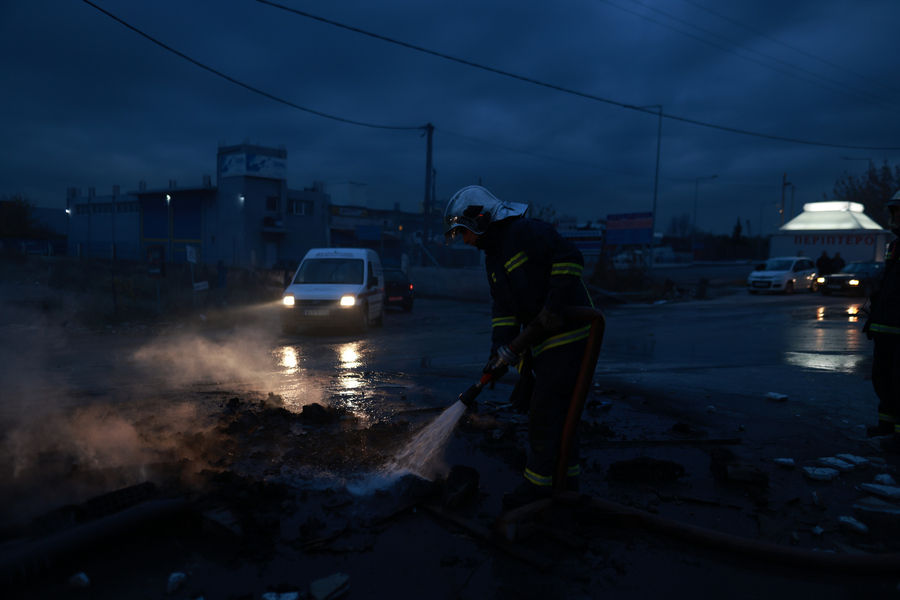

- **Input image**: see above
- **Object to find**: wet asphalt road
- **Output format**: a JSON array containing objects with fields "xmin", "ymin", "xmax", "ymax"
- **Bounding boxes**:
[
  {"xmin": 270, "ymin": 287, "xmax": 875, "ymax": 437},
  {"xmin": 5, "ymin": 279, "xmax": 900, "ymax": 600}
]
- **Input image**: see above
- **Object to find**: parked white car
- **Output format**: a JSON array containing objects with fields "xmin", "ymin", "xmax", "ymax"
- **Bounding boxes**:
[{"xmin": 747, "ymin": 256, "xmax": 818, "ymax": 295}]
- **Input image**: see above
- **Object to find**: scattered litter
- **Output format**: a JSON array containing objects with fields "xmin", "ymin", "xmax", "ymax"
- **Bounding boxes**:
[
  {"xmin": 765, "ymin": 392, "xmax": 788, "ymax": 402},
  {"xmin": 812, "ymin": 525, "xmax": 824, "ymax": 536},
  {"xmin": 310, "ymin": 572, "xmax": 350, "ymax": 600},
  {"xmin": 835, "ymin": 454, "xmax": 869, "ymax": 468},
  {"xmin": 838, "ymin": 516, "xmax": 869, "ymax": 534},
  {"xmin": 874, "ymin": 474, "xmax": 897, "ymax": 486},
  {"xmin": 262, "ymin": 593, "xmax": 299, "ymax": 600},
  {"xmin": 706, "ymin": 406, "xmax": 716, "ymax": 413},
  {"xmin": 813, "ymin": 491, "xmax": 827, "ymax": 508},
  {"xmin": 68, "ymin": 572, "xmax": 90, "ymax": 590},
  {"xmin": 817, "ymin": 457, "xmax": 855, "ymax": 472},
  {"xmin": 858, "ymin": 483, "xmax": 900, "ymax": 501},
  {"xmin": 167, "ymin": 572, "xmax": 187, "ymax": 595},
  {"xmin": 802, "ymin": 467, "xmax": 839, "ymax": 481},
  {"xmin": 774, "ymin": 458, "xmax": 795, "ymax": 469},
  {"xmin": 853, "ymin": 496, "xmax": 900, "ymax": 516}
]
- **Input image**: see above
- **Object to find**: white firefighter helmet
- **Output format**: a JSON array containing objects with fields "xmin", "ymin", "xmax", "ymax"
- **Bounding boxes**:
[{"xmin": 442, "ymin": 186, "xmax": 528, "ymax": 245}]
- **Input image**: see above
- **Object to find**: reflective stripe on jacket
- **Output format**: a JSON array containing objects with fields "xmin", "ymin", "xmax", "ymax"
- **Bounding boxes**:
[{"xmin": 481, "ymin": 217, "xmax": 592, "ymax": 355}]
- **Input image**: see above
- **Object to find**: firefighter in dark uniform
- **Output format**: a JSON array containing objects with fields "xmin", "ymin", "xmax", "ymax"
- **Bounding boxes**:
[
  {"xmin": 864, "ymin": 190, "xmax": 900, "ymax": 451},
  {"xmin": 443, "ymin": 185, "xmax": 594, "ymax": 508}
]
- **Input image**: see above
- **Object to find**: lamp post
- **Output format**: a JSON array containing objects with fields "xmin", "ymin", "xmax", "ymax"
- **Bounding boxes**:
[
  {"xmin": 758, "ymin": 201, "xmax": 779, "ymax": 260},
  {"xmin": 780, "ymin": 174, "xmax": 792, "ymax": 226},
  {"xmin": 692, "ymin": 174, "xmax": 717, "ymax": 263},
  {"xmin": 639, "ymin": 105, "xmax": 662, "ymax": 273}
]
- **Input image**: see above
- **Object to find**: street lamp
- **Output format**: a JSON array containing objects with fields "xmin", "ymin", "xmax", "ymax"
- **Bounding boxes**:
[
  {"xmin": 639, "ymin": 104, "xmax": 662, "ymax": 272},
  {"xmin": 691, "ymin": 174, "xmax": 717, "ymax": 263},
  {"xmin": 758, "ymin": 201, "xmax": 779, "ymax": 260}
]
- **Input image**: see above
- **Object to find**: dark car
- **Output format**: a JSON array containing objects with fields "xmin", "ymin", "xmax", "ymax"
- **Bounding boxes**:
[
  {"xmin": 383, "ymin": 268, "xmax": 414, "ymax": 311},
  {"xmin": 818, "ymin": 261, "xmax": 884, "ymax": 296}
]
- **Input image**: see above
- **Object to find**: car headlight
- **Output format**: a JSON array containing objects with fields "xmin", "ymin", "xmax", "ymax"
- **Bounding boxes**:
[
  {"xmin": 816, "ymin": 277, "xmax": 825, "ymax": 284},
  {"xmin": 340, "ymin": 295, "xmax": 356, "ymax": 307},
  {"xmin": 849, "ymin": 279, "xmax": 860, "ymax": 287},
  {"xmin": 283, "ymin": 295, "xmax": 295, "ymax": 306}
]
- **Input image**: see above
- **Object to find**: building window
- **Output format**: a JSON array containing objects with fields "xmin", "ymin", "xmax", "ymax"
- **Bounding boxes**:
[
  {"xmin": 288, "ymin": 199, "xmax": 313, "ymax": 215},
  {"xmin": 266, "ymin": 196, "xmax": 279, "ymax": 212},
  {"xmin": 91, "ymin": 203, "xmax": 113, "ymax": 214},
  {"xmin": 116, "ymin": 202, "xmax": 137, "ymax": 213},
  {"xmin": 77, "ymin": 205, "xmax": 89, "ymax": 215}
]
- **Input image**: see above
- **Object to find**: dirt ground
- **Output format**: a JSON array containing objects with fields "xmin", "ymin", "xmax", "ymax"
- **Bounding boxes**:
[{"xmin": 2, "ymin": 256, "xmax": 900, "ymax": 600}]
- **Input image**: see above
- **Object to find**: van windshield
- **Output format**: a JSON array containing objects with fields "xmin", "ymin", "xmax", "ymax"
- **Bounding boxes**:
[{"xmin": 294, "ymin": 258, "xmax": 364, "ymax": 285}]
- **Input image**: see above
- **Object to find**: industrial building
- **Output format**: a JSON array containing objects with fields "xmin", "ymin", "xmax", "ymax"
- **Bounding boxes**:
[{"xmin": 64, "ymin": 143, "xmax": 440, "ymax": 269}]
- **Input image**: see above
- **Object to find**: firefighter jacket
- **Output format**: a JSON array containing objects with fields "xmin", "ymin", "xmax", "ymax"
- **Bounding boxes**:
[
  {"xmin": 478, "ymin": 217, "xmax": 593, "ymax": 357},
  {"xmin": 867, "ymin": 234, "xmax": 900, "ymax": 336}
]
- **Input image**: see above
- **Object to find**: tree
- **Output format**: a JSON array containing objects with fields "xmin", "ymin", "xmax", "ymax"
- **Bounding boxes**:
[
  {"xmin": 833, "ymin": 160, "xmax": 900, "ymax": 228},
  {"xmin": 0, "ymin": 195, "xmax": 35, "ymax": 238},
  {"xmin": 666, "ymin": 213, "xmax": 692, "ymax": 239},
  {"xmin": 732, "ymin": 218, "xmax": 742, "ymax": 244},
  {"xmin": 529, "ymin": 203, "xmax": 556, "ymax": 222}
]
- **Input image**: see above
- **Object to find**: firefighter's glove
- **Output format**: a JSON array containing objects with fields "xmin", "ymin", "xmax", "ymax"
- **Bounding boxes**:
[
  {"xmin": 482, "ymin": 355, "xmax": 509, "ymax": 389},
  {"xmin": 508, "ymin": 350, "xmax": 535, "ymax": 414},
  {"xmin": 532, "ymin": 306, "xmax": 564, "ymax": 334}
]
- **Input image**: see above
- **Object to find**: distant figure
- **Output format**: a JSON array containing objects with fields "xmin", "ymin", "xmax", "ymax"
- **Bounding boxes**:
[
  {"xmin": 831, "ymin": 252, "xmax": 846, "ymax": 273},
  {"xmin": 816, "ymin": 251, "xmax": 832, "ymax": 276}
]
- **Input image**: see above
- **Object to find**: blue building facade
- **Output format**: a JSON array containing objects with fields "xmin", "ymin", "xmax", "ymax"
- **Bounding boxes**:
[{"xmin": 66, "ymin": 143, "xmax": 331, "ymax": 268}]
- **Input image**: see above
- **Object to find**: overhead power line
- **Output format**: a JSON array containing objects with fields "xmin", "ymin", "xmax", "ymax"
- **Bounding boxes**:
[
  {"xmin": 77, "ymin": 0, "xmax": 678, "ymax": 180},
  {"xmin": 254, "ymin": 0, "xmax": 900, "ymax": 151},
  {"xmin": 81, "ymin": 0, "xmax": 422, "ymax": 132},
  {"xmin": 682, "ymin": 0, "xmax": 900, "ymax": 97},
  {"xmin": 608, "ymin": 0, "xmax": 900, "ymax": 114}
]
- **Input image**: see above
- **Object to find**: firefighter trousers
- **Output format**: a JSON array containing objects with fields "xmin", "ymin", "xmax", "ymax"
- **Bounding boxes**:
[
  {"xmin": 524, "ymin": 336, "xmax": 588, "ymax": 491},
  {"xmin": 871, "ymin": 335, "xmax": 900, "ymax": 434}
]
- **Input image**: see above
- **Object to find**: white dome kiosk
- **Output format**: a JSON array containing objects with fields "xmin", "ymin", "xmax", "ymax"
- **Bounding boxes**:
[{"xmin": 769, "ymin": 201, "xmax": 891, "ymax": 262}]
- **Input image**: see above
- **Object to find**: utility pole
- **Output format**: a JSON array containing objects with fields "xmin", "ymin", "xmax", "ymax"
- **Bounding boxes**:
[
  {"xmin": 422, "ymin": 123, "xmax": 434, "ymax": 246},
  {"xmin": 638, "ymin": 105, "xmax": 662, "ymax": 276}
]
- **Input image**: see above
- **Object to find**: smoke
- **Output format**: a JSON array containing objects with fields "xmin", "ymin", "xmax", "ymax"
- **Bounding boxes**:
[
  {"xmin": 0, "ymin": 401, "xmax": 211, "ymax": 527},
  {"xmin": 131, "ymin": 325, "xmax": 279, "ymax": 389}
]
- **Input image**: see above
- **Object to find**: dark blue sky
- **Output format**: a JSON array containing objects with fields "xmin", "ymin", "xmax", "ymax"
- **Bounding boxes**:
[{"xmin": 2, "ymin": 0, "xmax": 898, "ymax": 235}]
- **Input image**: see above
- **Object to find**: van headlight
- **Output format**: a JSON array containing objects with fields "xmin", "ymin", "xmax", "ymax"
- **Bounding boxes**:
[
  {"xmin": 849, "ymin": 279, "xmax": 860, "ymax": 287},
  {"xmin": 283, "ymin": 295, "xmax": 295, "ymax": 306},
  {"xmin": 340, "ymin": 295, "xmax": 356, "ymax": 307}
]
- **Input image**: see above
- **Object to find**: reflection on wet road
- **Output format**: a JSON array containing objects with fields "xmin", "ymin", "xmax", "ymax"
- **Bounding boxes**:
[{"xmin": 599, "ymin": 295, "xmax": 871, "ymax": 376}]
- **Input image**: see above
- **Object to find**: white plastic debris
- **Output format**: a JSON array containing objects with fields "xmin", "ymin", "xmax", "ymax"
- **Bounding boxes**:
[
  {"xmin": 803, "ymin": 467, "xmax": 839, "ymax": 481},
  {"xmin": 706, "ymin": 406, "xmax": 716, "ymax": 413},
  {"xmin": 817, "ymin": 457, "xmax": 855, "ymax": 472},
  {"xmin": 853, "ymin": 496, "xmax": 900, "ymax": 516},
  {"xmin": 167, "ymin": 572, "xmax": 186, "ymax": 595},
  {"xmin": 774, "ymin": 458, "xmax": 795, "ymax": 468},
  {"xmin": 835, "ymin": 454, "xmax": 869, "ymax": 468},
  {"xmin": 262, "ymin": 593, "xmax": 299, "ymax": 600},
  {"xmin": 68, "ymin": 572, "xmax": 90, "ymax": 590},
  {"xmin": 838, "ymin": 516, "xmax": 869, "ymax": 534},
  {"xmin": 874, "ymin": 474, "xmax": 897, "ymax": 486},
  {"xmin": 858, "ymin": 483, "xmax": 900, "ymax": 500},
  {"xmin": 812, "ymin": 525, "xmax": 824, "ymax": 536},
  {"xmin": 310, "ymin": 572, "xmax": 350, "ymax": 600},
  {"xmin": 765, "ymin": 392, "xmax": 788, "ymax": 402},
  {"xmin": 813, "ymin": 491, "xmax": 826, "ymax": 508}
]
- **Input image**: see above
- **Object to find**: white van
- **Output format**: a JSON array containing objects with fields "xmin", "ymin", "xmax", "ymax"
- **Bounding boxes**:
[{"xmin": 281, "ymin": 248, "xmax": 385, "ymax": 333}]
